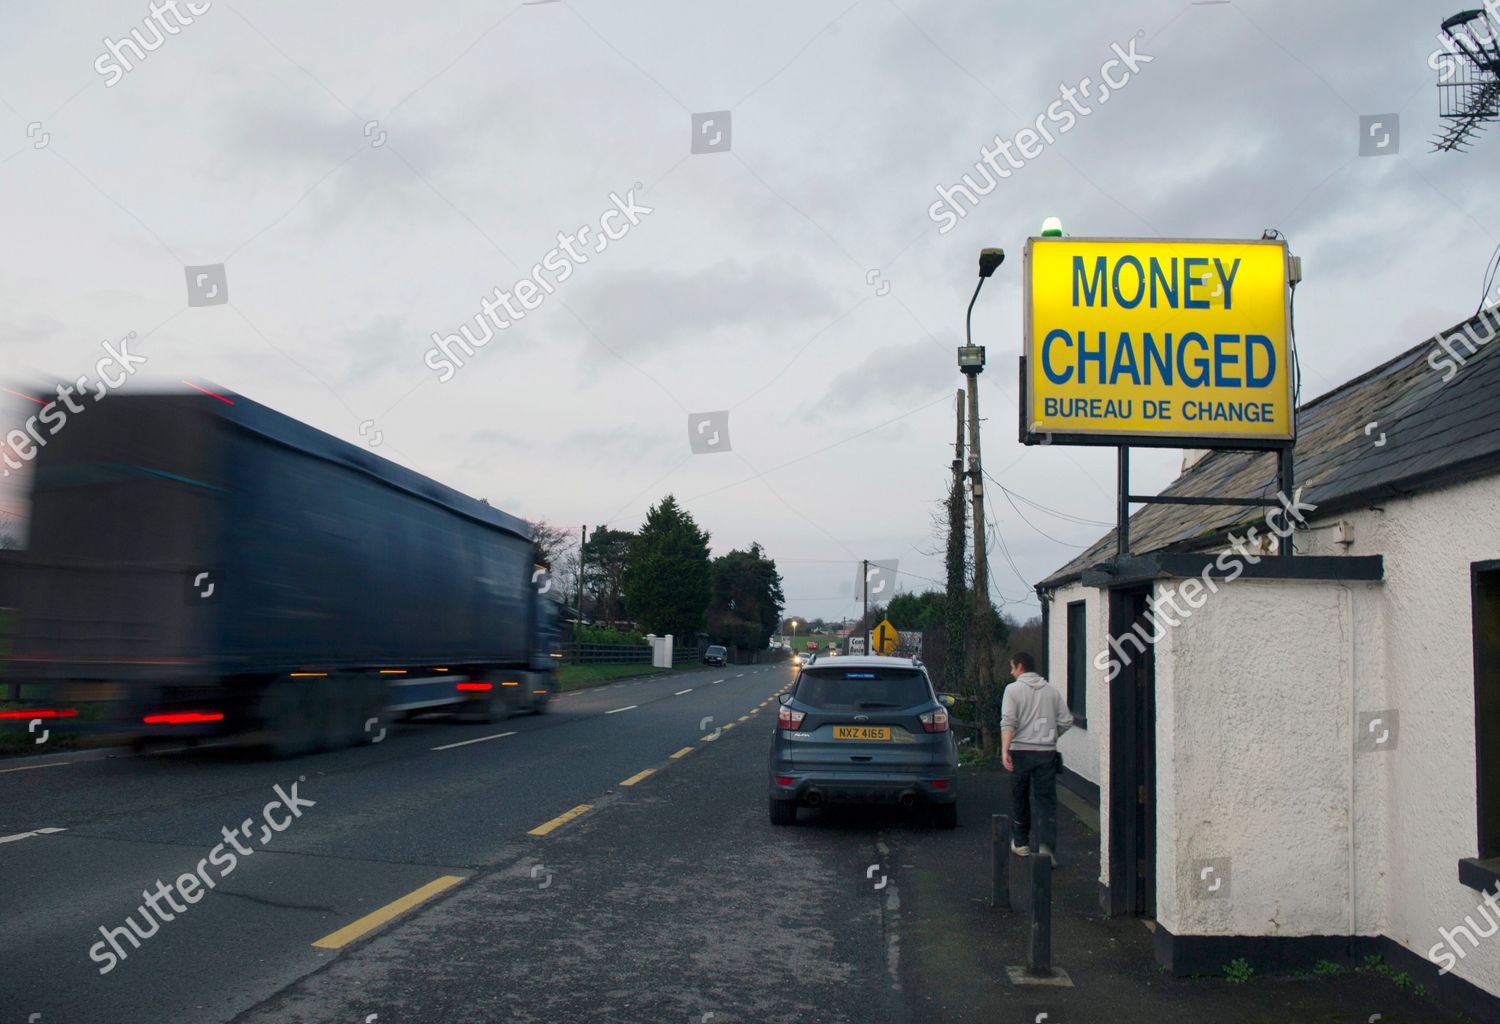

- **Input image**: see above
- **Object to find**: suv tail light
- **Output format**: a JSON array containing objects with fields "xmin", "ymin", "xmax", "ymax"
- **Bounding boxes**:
[
  {"xmin": 920, "ymin": 707, "xmax": 949, "ymax": 733},
  {"xmin": 778, "ymin": 705, "xmax": 805, "ymax": 730}
]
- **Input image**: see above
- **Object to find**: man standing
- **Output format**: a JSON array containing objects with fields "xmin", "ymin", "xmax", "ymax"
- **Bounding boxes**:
[{"xmin": 1000, "ymin": 651, "xmax": 1073, "ymax": 862}]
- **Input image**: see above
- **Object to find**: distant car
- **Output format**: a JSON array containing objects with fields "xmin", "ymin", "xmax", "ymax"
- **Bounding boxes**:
[
  {"xmin": 791, "ymin": 650, "xmax": 808, "ymax": 669},
  {"xmin": 703, "ymin": 645, "xmax": 727, "ymax": 667},
  {"xmin": 768, "ymin": 656, "xmax": 957, "ymax": 828}
]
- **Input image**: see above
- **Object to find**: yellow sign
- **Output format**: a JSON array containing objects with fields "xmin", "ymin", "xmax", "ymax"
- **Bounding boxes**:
[
  {"xmin": 872, "ymin": 619, "xmax": 899, "ymax": 656},
  {"xmin": 1025, "ymin": 237, "xmax": 1294, "ymax": 445}
]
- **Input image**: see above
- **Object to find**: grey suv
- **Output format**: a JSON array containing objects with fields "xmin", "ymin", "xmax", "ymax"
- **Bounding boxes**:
[{"xmin": 768, "ymin": 656, "xmax": 957, "ymax": 828}]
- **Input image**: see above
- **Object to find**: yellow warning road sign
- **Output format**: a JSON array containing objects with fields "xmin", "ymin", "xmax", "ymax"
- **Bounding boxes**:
[{"xmin": 873, "ymin": 619, "xmax": 899, "ymax": 656}]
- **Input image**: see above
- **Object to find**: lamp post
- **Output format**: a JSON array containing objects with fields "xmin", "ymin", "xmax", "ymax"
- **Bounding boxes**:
[
  {"xmin": 789, "ymin": 619, "xmax": 798, "ymax": 650},
  {"xmin": 960, "ymin": 247, "xmax": 1003, "ymax": 748}
]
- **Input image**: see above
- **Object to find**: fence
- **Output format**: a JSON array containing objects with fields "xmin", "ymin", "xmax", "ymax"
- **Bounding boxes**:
[
  {"xmin": 556, "ymin": 643, "xmax": 649, "ymax": 665},
  {"xmin": 556, "ymin": 641, "xmax": 704, "ymax": 666}
]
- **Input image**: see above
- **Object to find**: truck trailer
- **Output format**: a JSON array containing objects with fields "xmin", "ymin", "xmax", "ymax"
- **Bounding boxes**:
[{"xmin": 0, "ymin": 389, "xmax": 560, "ymax": 757}]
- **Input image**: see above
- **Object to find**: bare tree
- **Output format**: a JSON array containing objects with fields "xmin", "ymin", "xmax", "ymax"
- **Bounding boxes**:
[{"xmin": 528, "ymin": 520, "xmax": 574, "ymax": 568}]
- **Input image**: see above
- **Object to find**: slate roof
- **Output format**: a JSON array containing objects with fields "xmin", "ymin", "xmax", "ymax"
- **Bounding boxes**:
[{"xmin": 1040, "ymin": 308, "xmax": 1500, "ymax": 588}]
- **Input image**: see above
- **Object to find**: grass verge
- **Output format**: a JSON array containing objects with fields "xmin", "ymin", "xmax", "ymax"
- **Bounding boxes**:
[{"xmin": 557, "ymin": 663, "xmax": 671, "ymax": 691}]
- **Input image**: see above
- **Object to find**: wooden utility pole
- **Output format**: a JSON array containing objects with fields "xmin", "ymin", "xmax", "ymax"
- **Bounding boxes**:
[
  {"xmin": 953, "ymin": 389, "xmax": 966, "ymax": 497},
  {"xmin": 944, "ymin": 391, "xmax": 967, "ymax": 694},
  {"xmin": 964, "ymin": 368, "xmax": 997, "ymax": 752}
]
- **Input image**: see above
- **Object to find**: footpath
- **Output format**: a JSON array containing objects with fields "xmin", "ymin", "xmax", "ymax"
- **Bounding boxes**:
[{"xmin": 890, "ymin": 761, "xmax": 1473, "ymax": 1024}]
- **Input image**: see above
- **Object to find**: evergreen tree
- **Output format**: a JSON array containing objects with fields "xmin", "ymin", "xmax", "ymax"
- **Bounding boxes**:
[
  {"xmin": 707, "ymin": 542, "xmax": 786, "ymax": 650},
  {"xmin": 621, "ymin": 495, "xmax": 712, "ymax": 637}
]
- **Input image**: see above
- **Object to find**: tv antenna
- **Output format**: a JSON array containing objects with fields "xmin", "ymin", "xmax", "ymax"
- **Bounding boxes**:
[{"xmin": 1432, "ymin": 8, "xmax": 1500, "ymax": 152}]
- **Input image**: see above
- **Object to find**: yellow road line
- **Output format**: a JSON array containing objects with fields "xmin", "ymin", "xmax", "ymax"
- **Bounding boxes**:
[
  {"xmin": 528, "ymin": 804, "xmax": 592, "ymax": 836},
  {"xmin": 723, "ymin": 723, "xmax": 736, "ymax": 731},
  {"xmin": 700, "ymin": 732, "xmax": 719, "ymax": 741},
  {"xmin": 311, "ymin": 874, "xmax": 465, "ymax": 949},
  {"xmin": 619, "ymin": 768, "xmax": 655, "ymax": 787},
  {"xmin": 737, "ymin": 715, "xmax": 749, "ymax": 722},
  {"xmin": 670, "ymin": 747, "xmax": 693, "ymax": 759},
  {"xmin": 0, "ymin": 761, "xmax": 68, "ymax": 775}
]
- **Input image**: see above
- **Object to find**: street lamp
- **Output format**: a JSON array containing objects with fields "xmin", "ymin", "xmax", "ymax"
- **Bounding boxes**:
[
  {"xmin": 789, "ymin": 619, "xmax": 798, "ymax": 649},
  {"xmin": 958, "ymin": 247, "xmax": 1002, "ymax": 706}
]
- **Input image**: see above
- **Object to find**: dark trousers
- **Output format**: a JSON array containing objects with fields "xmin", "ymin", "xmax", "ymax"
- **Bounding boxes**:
[{"xmin": 1010, "ymin": 750, "xmax": 1058, "ymax": 851}]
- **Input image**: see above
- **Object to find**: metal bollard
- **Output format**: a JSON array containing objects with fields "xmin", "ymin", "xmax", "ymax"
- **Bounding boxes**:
[
  {"xmin": 1028, "ymin": 839, "xmax": 1053, "ymax": 974},
  {"xmin": 991, "ymin": 814, "xmax": 1011, "ymax": 910}
]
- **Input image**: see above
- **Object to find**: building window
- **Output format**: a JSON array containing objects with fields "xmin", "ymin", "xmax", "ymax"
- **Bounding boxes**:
[
  {"xmin": 1066, "ymin": 600, "xmax": 1087, "ymax": 727},
  {"xmin": 1476, "ymin": 564, "xmax": 1500, "ymax": 854},
  {"xmin": 1463, "ymin": 561, "xmax": 1500, "ymax": 892}
]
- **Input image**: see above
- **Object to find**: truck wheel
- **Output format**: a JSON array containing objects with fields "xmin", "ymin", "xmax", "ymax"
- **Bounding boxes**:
[
  {"xmin": 317, "ymin": 677, "xmax": 363, "ymax": 751},
  {"xmin": 769, "ymin": 798, "xmax": 798, "ymax": 826},
  {"xmin": 532, "ymin": 678, "xmax": 555, "ymax": 714},
  {"xmin": 466, "ymin": 686, "xmax": 506, "ymax": 724},
  {"xmin": 261, "ymin": 678, "xmax": 316, "ymax": 759}
]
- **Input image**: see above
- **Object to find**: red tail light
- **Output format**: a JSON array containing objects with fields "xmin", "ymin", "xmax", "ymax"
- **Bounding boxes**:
[
  {"xmin": 142, "ymin": 712, "xmax": 224, "ymax": 725},
  {"xmin": 775, "ymin": 776, "xmax": 794, "ymax": 786},
  {"xmin": 777, "ymin": 705, "xmax": 805, "ymax": 730},
  {"xmin": 0, "ymin": 708, "xmax": 78, "ymax": 720},
  {"xmin": 929, "ymin": 779, "xmax": 950, "ymax": 790},
  {"xmin": 457, "ymin": 682, "xmax": 493, "ymax": 691},
  {"xmin": 920, "ymin": 708, "xmax": 949, "ymax": 733}
]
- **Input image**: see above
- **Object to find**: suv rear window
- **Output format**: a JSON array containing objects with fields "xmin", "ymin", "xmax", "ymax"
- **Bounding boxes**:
[{"xmin": 794, "ymin": 668, "xmax": 932, "ymax": 709}]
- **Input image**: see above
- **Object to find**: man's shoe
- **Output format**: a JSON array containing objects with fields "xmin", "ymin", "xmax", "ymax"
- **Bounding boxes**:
[{"xmin": 1011, "ymin": 839, "xmax": 1030, "ymax": 856}]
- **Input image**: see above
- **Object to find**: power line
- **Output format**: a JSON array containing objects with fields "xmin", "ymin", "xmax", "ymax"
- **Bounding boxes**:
[
  {"xmin": 985, "ymin": 488, "xmax": 1036, "ymax": 606},
  {"xmin": 997, "ymin": 486, "xmax": 1090, "ymax": 548},
  {"xmin": 983, "ymin": 472, "xmax": 1113, "ymax": 527}
]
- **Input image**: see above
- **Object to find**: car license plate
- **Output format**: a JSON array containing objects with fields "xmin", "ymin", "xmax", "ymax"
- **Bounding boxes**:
[{"xmin": 833, "ymin": 726, "xmax": 890, "ymax": 741}]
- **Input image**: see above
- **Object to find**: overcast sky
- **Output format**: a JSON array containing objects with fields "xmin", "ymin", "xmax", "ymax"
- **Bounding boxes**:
[{"xmin": 1, "ymin": 0, "xmax": 1495, "ymax": 621}]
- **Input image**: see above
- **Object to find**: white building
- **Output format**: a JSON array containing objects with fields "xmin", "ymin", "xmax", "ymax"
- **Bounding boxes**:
[{"xmin": 1036, "ymin": 308, "xmax": 1500, "ymax": 1020}]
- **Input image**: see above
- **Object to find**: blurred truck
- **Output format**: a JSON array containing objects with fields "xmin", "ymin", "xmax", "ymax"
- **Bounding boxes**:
[{"xmin": 0, "ymin": 390, "xmax": 560, "ymax": 757}]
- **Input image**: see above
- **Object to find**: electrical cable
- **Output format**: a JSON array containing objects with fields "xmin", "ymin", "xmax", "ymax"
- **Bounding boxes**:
[
  {"xmin": 981, "ymin": 470, "xmax": 1113, "ymax": 527},
  {"xmin": 983, "ymin": 487, "xmax": 1037, "ymax": 606},
  {"xmin": 1479, "ymin": 240, "xmax": 1500, "ymax": 312},
  {"xmin": 997, "ymin": 486, "xmax": 1090, "ymax": 548}
]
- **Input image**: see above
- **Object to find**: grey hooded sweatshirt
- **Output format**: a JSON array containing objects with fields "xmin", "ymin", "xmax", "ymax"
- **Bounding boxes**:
[{"xmin": 1000, "ymin": 672, "xmax": 1074, "ymax": 751}]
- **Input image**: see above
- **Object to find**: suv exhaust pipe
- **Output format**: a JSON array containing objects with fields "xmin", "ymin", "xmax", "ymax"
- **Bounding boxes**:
[
  {"xmin": 805, "ymin": 790, "xmax": 823, "ymax": 807},
  {"xmin": 899, "ymin": 793, "xmax": 916, "ymax": 808}
]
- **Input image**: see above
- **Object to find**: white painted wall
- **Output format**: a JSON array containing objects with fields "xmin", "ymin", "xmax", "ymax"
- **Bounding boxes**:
[
  {"xmin": 1048, "ymin": 581, "xmax": 1102, "ymax": 785},
  {"xmin": 1046, "ymin": 581, "xmax": 1109, "ymax": 886},
  {"xmin": 1153, "ymin": 577, "xmax": 1386, "ymax": 943},
  {"xmin": 1042, "ymin": 471, "xmax": 1500, "ymax": 1000},
  {"xmin": 1326, "ymin": 474, "xmax": 1500, "ymax": 997}
]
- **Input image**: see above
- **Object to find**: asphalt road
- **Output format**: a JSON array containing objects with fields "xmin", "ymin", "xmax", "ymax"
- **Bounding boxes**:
[
  {"xmin": 6, "ymin": 660, "xmax": 1459, "ymax": 1024},
  {"xmin": 1, "ymin": 661, "xmax": 915, "ymax": 1024}
]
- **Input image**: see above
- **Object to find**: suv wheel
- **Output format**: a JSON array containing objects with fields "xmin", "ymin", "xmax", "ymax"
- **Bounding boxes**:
[
  {"xmin": 769, "ymin": 797, "xmax": 798, "ymax": 826},
  {"xmin": 930, "ymin": 802, "xmax": 957, "ymax": 829}
]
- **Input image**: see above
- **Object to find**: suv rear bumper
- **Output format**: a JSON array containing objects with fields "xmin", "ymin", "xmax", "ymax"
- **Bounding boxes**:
[{"xmin": 769, "ymin": 770, "xmax": 956, "ymax": 806}]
